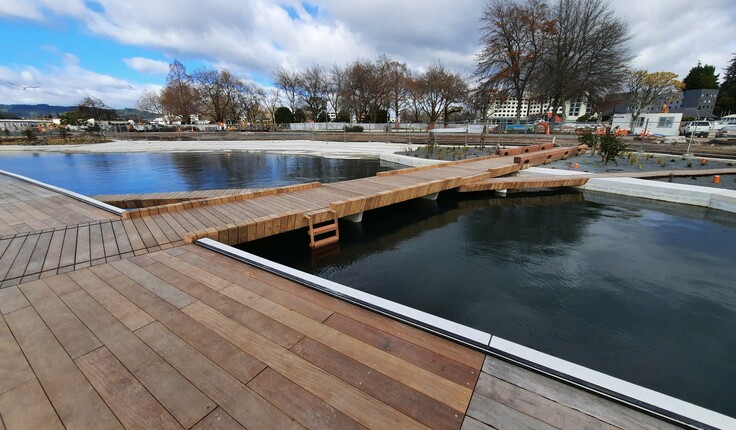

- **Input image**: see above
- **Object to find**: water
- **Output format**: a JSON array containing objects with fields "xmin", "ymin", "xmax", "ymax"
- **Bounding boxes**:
[
  {"xmin": 0, "ymin": 151, "xmax": 402, "ymax": 195},
  {"xmin": 241, "ymin": 191, "xmax": 736, "ymax": 417}
]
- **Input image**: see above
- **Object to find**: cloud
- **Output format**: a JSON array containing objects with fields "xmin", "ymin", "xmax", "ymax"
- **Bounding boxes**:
[
  {"xmin": 123, "ymin": 57, "xmax": 170, "ymax": 75},
  {"xmin": 2, "ymin": 0, "xmax": 736, "ymax": 108},
  {"xmin": 0, "ymin": 56, "xmax": 153, "ymax": 108}
]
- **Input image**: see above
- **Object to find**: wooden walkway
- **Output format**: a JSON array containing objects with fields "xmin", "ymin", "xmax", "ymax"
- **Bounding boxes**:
[
  {"xmin": 92, "ymin": 188, "xmax": 264, "ymax": 209},
  {"xmin": 458, "ymin": 167, "xmax": 736, "ymax": 193},
  {"xmin": 0, "ymin": 149, "xmax": 697, "ymax": 429},
  {"xmin": 0, "ymin": 244, "xmax": 483, "ymax": 430}
]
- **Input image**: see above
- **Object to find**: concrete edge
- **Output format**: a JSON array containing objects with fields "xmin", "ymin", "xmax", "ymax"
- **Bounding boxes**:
[
  {"xmin": 0, "ymin": 169, "xmax": 126, "ymax": 216},
  {"xmin": 195, "ymin": 237, "xmax": 733, "ymax": 430}
]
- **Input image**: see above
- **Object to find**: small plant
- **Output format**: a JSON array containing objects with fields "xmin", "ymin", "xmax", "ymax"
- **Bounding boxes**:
[
  {"xmin": 577, "ymin": 129, "xmax": 596, "ymax": 154},
  {"xmin": 629, "ymin": 154, "xmax": 638, "ymax": 165},
  {"xmin": 657, "ymin": 158, "xmax": 666, "ymax": 167},
  {"xmin": 23, "ymin": 127, "xmax": 36, "ymax": 142},
  {"xmin": 687, "ymin": 161, "xmax": 693, "ymax": 168},
  {"xmin": 598, "ymin": 134, "xmax": 627, "ymax": 165}
]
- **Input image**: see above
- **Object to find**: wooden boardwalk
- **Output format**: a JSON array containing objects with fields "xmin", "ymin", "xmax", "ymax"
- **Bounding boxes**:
[
  {"xmin": 0, "ymin": 148, "xmax": 700, "ymax": 429},
  {"xmin": 92, "ymin": 188, "xmax": 264, "ymax": 209}
]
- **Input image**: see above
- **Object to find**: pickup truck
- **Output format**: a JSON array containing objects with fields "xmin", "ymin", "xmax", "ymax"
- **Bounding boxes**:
[{"xmin": 682, "ymin": 121, "xmax": 712, "ymax": 138}]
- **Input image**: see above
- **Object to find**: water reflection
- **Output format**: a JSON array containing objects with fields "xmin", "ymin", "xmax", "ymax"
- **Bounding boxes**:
[
  {"xmin": 0, "ymin": 151, "xmax": 401, "ymax": 195},
  {"xmin": 241, "ymin": 190, "xmax": 736, "ymax": 416}
]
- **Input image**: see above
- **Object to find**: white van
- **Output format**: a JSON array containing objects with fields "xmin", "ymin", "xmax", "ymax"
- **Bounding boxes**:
[
  {"xmin": 682, "ymin": 121, "xmax": 712, "ymax": 137},
  {"xmin": 713, "ymin": 114, "xmax": 736, "ymax": 130}
]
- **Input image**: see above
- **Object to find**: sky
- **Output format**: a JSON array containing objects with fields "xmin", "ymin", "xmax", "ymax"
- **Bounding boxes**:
[{"xmin": 0, "ymin": 0, "xmax": 735, "ymax": 109}]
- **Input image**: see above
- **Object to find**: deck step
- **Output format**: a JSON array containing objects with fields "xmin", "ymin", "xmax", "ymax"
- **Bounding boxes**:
[
  {"xmin": 313, "ymin": 235, "xmax": 339, "ymax": 248},
  {"xmin": 312, "ymin": 223, "xmax": 338, "ymax": 235}
]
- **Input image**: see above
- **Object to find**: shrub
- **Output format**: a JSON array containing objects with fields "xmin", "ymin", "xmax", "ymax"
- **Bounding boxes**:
[
  {"xmin": 343, "ymin": 125, "xmax": 364, "ymax": 132},
  {"xmin": 598, "ymin": 134, "xmax": 626, "ymax": 165},
  {"xmin": 23, "ymin": 127, "xmax": 36, "ymax": 142},
  {"xmin": 577, "ymin": 129, "xmax": 597, "ymax": 153}
]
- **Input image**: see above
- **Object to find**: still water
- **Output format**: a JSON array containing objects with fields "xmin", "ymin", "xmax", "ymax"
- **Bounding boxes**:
[
  {"xmin": 0, "ymin": 151, "xmax": 401, "ymax": 195},
  {"xmin": 241, "ymin": 191, "xmax": 736, "ymax": 417}
]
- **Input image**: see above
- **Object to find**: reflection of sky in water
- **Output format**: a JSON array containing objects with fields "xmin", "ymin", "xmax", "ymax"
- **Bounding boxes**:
[
  {"xmin": 243, "ymin": 192, "xmax": 736, "ymax": 416},
  {"xmin": 0, "ymin": 152, "xmax": 400, "ymax": 195}
]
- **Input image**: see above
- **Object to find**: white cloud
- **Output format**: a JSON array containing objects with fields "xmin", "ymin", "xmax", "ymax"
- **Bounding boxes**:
[
  {"xmin": 3, "ymin": 0, "xmax": 736, "ymax": 108},
  {"xmin": 0, "ymin": 58, "xmax": 154, "ymax": 108},
  {"xmin": 123, "ymin": 57, "xmax": 170, "ymax": 75}
]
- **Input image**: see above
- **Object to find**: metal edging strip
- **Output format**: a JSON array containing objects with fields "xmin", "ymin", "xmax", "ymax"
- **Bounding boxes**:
[{"xmin": 0, "ymin": 169, "xmax": 125, "ymax": 216}]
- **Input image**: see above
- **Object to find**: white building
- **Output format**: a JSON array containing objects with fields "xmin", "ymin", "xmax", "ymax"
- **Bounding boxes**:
[
  {"xmin": 486, "ymin": 97, "xmax": 590, "ymax": 121},
  {"xmin": 611, "ymin": 113, "xmax": 683, "ymax": 136}
]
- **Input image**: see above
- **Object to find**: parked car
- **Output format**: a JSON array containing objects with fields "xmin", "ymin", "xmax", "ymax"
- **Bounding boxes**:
[
  {"xmin": 682, "ymin": 121, "xmax": 712, "ymax": 137},
  {"xmin": 716, "ymin": 124, "xmax": 736, "ymax": 138}
]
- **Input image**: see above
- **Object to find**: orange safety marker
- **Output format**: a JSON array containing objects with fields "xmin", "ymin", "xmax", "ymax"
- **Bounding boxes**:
[
  {"xmin": 574, "ymin": 163, "xmax": 579, "ymax": 170},
  {"xmin": 714, "ymin": 175, "xmax": 720, "ymax": 184},
  {"xmin": 701, "ymin": 158, "xmax": 707, "ymax": 165}
]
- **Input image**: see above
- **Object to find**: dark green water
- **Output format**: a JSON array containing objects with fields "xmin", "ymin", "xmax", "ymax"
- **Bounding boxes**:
[
  {"xmin": 0, "ymin": 152, "xmax": 402, "ymax": 195},
  {"xmin": 241, "ymin": 191, "xmax": 736, "ymax": 417}
]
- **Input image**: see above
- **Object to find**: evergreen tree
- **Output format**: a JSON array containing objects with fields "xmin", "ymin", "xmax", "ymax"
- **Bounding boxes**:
[
  {"xmin": 682, "ymin": 62, "xmax": 719, "ymax": 90},
  {"xmin": 715, "ymin": 54, "xmax": 736, "ymax": 116}
]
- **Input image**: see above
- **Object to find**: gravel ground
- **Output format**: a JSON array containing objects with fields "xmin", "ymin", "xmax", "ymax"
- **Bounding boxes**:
[{"xmin": 546, "ymin": 153, "xmax": 736, "ymax": 190}]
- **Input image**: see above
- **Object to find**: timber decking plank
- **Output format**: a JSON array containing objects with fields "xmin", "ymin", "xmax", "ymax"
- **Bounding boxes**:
[
  {"xmin": 182, "ymin": 301, "xmax": 428, "ymax": 430},
  {"xmin": 19, "ymin": 279, "xmax": 102, "ymax": 359},
  {"xmin": 104, "ymin": 272, "xmax": 266, "ymax": 385},
  {"xmin": 0, "ymin": 286, "xmax": 30, "ymax": 315},
  {"xmin": 25, "ymin": 231, "xmax": 53, "ymax": 276},
  {"xmin": 89, "ymin": 222, "xmax": 106, "ymax": 261},
  {"xmin": 60, "ymin": 289, "xmax": 215, "ymax": 428},
  {"xmin": 4, "ymin": 306, "xmax": 122, "ymax": 430},
  {"xmin": 0, "ymin": 314, "xmax": 36, "ymax": 395},
  {"xmin": 110, "ymin": 259, "xmax": 196, "ymax": 309},
  {"xmin": 100, "ymin": 221, "xmax": 120, "ymax": 258},
  {"xmin": 472, "ymin": 371, "xmax": 619, "ymax": 430},
  {"xmin": 43, "ymin": 273, "xmax": 81, "ymax": 296},
  {"xmin": 75, "ymin": 346, "xmax": 183, "ymax": 430},
  {"xmin": 248, "ymin": 367, "xmax": 366, "ymax": 430},
  {"xmin": 466, "ymin": 390, "xmax": 556, "ymax": 430},
  {"xmin": 111, "ymin": 220, "xmax": 133, "ymax": 254},
  {"xmin": 142, "ymin": 261, "xmax": 303, "ymax": 349},
  {"xmin": 131, "ymin": 217, "xmax": 158, "ymax": 249},
  {"xmin": 68, "ymin": 269, "xmax": 155, "ymax": 331},
  {"xmin": 0, "ymin": 236, "xmax": 27, "ymax": 280},
  {"xmin": 58, "ymin": 226, "xmax": 78, "ymax": 269},
  {"xmin": 149, "ymin": 251, "xmax": 232, "ymax": 291},
  {"xmin": 136, "ymin": 322, "xmax": 304, "ymax": 430},
  {"xmin": 186, "ymin": 245, "xmax": 484, "ymax": 369},
  {"xmin": 482, "ymin": 356, "xmax": 681, "ymax": 430},
  {"xmin": 122, "ymin": 219, "xmax": 146, "ymax": 251},
  {"xmin": 75, "ymin": 224, "xmax": 91, "ymax": 265},
  {"xmin": 0, "ymin": 380, "xmax": 65, "ymax": 430},
  {"xmin": 41, "ymin": 229, "xmax": 65, "ymax": 273},
  {"xmin": 290, "ymin": 337, "xmax": 464, "ymax": 430},
  {"xmin": 191, "ymin": 408, "xmax": 245, "ymax": 430},
  {"xmin": 151, "ymin": 214, "xmax": 181, "ymax": 244},
  {"xmin": 324, "ymin": 313, "xmax": 479, "ymax": 389}
]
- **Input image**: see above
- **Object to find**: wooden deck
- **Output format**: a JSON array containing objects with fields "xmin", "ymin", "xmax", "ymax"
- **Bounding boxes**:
[
  {"xmin": 0, "ymin": 244, "xmax": 484, "ymax": 430},
  {"xmin": 92, "ymin": 188, "xmax": 265, "ymax": 209},
  {"xmin": 0, "ymin": 152, "xmax": 699, "ymax": 429}
]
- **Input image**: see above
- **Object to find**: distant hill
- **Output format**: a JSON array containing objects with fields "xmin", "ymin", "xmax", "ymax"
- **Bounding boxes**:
[
  {"xmin": 0, "ymin": 104, "xmax": 155, "ymax": 120},
  {"xmin": 0, "ymin": 104, "xmax": 73, "ymax": 119}
]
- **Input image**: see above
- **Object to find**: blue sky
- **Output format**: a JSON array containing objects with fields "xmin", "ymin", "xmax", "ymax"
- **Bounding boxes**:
[{"xmin": 1, "ymin": 0, "xmax": 735, "ymax": 109}]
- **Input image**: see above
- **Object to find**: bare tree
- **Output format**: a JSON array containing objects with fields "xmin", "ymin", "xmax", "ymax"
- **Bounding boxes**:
[
  {"xmin": 627, "ymin": 70, "xmax": 682, "ymax": 128},
  {"xmin": 299, "ymin": 65, "xmax": 329, "ymax": 121},
  {"xmin": 534, "ymin": 0, "xmax": 631, "ymax": 118},
  {"xmin": 260, "ymin": 87, "xmax": 281, "ymax": 127},
  {"xmin": 343, "ymin": 59, "xmax": 387, "ymax": 122},
  {"xmin": 136, "ymin": 89, "xmax": 165, "ymax": 117},
  {"xmin": 382, "ymin": 56, "xmax": 411, "ymax": 126},
  {"xmin": 161, "ymin": 60, "xmax": 200, "ymax": 124},
  {"xmin": 272, "ymin": 67, "xmax": 302, "ymax": 113},
  {"xmin": 477, "ymin": 0, "xmax": 554, "ymax": 122},
  {"xmin": 77, "ymin": 96, "xmax": 116, "ymax": 121},
  {"xmin": 419, "ymin": 63, "xmax": 467, "ymax": 126},
  {"xmin": 405, "ymin": 74, "xmax": 424, "ymax": 122},
  {"xmin": 326, "ymin": 64, "xmax": 346, "ymax": 119}
]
